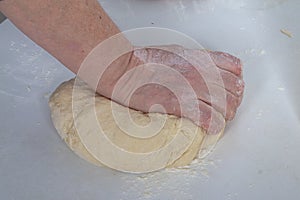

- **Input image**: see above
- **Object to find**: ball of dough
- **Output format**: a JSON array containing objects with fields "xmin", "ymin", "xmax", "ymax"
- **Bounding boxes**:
[{"xmin": 49, "ymin": 78, "xmax": 224, "ymax": 173}]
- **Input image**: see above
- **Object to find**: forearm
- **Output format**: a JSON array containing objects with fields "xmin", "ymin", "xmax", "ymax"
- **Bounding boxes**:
[{"xmin": 0, "ymin": 0, "xmax": 131, "ymax": 73}]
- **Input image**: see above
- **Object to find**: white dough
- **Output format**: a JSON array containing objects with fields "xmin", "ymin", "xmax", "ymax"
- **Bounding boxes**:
[{"xmin": 49, "ymin": 78, "xmax": 224, "ymax": 173}]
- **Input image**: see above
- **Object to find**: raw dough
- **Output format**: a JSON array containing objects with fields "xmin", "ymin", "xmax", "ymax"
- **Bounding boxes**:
[{"xmin": 49, "ymin": 78, "xmax": 224, "ymax": 173}]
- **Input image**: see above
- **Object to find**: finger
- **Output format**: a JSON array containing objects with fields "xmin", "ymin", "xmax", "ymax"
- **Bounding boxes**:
[
  {"xmin": 219, "ymin": 69, "xmax": 244, "ymax": 97},
  {"xmin": 208, "ymin": 51, "xmax": 243, "ymax": 77},
  {"xmin": 191, "ymin": 100, "xmax": 226, "ymax": 135},
  {"xmin": 194, "ymin": 84, "xmax": 239, "ymax": 121}
]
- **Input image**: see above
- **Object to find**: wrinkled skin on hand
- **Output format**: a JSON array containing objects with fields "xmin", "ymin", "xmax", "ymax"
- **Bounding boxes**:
[{"xmin": 107, "ymin": 45, "xmax": 244, "ymax": 135}]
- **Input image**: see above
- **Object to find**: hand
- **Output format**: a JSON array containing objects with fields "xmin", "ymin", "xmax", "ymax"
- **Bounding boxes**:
[{"xmin": 102, "ymin": 45, "xmax": 244, "ymax": 134}]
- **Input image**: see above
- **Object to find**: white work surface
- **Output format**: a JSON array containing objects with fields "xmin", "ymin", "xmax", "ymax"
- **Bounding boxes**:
[{"xmin": 0, "ymin": 0, "xmax": 299, "ymax": 199}]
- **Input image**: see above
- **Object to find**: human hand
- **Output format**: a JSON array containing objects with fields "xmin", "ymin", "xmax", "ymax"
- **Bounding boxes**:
[{"xmin": 101, "ymin": 45, "xmax": 244, "ymax": 134}]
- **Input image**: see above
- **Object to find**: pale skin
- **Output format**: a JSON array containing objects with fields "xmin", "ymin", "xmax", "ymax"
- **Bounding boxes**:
[{"xmin": 0, "ymin": 0, "xmax": 244, "ymax": 134}]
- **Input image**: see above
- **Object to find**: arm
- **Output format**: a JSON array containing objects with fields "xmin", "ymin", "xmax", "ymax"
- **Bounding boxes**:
[
  {"xmin": 0, "ymin": 0, "xmax": 131, "ymax": 74},
  {"xmin": 0, "ymin": 0, "xmax": 244, "ymax": 134}
]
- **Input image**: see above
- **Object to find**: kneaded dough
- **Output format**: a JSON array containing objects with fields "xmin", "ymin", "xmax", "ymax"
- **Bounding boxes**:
[{"xmin": 49, "ymin": 78, "xmax": 224, "ymax": 173}]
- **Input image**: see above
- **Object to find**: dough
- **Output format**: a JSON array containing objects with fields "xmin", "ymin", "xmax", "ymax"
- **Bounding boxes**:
[{"xmin": 49, "ymin": 78, "xmax": 224, "ymax": 173}]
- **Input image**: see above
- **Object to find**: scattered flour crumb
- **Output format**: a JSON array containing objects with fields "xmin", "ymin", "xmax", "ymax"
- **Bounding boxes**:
[
  {"xmin": 26, "ymin": 85, "xmax": 31, "ymax": 92},
  {"xmin": 119, "ymin": 156, "xmax": 221, "ymax": 200},
  {"xmin": 43, "ymin": 92, "xmax": 51, "ymax": 98},
  {"xmin": 280, "ymin": 29, "xmax": 293, "ymax": 38},
  {"xmin": 277, "ymin": 87, "xmax": 285, "ymax": 91}
]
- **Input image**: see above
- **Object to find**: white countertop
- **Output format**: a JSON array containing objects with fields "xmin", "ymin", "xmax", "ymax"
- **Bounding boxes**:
[{"xmin": 0, "ymin": 0, "xmax": 299, "ymax": 199}]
